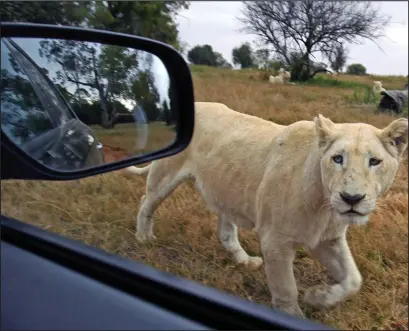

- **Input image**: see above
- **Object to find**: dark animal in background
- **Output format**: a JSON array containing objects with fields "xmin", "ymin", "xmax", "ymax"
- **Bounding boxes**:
[{"xmin": 378, "ymin": 89, "xmax": 408, "ymax": 115}]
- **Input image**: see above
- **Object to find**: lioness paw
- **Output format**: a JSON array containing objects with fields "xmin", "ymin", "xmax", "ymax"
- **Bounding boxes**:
[
  {"xmin": 303, "ymin": 284, "xmax": 343, "ymax": 309},
  {"xmin": 236, "ymin": 255, "xmax": 263, "ymax": 269},
  {"xmin": 247, "ymin": 256, "xmax": 264, "ymax": 269},
  {"xmin": 135, "ymin": 232, "xmax": 157, "ymax": 244},
  {"xmin": 275, "ymin": 304, "xmax": 305, "ymax": 318}
]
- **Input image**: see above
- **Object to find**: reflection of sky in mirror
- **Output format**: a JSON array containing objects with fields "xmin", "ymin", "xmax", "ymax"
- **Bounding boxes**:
[{"xmin": 11, "ymin": 38, "xmax": 170, "ymax": 112}]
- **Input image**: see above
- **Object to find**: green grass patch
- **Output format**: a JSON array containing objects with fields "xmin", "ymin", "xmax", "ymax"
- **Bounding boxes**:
[
  {"xmin": 344, "ymin": 86, "xmax": 381, "ymax": 105},
  {"xmin": 301, "ymin": 75, "xmax": 369, "ymax": 89},
  {"xmin": 401, "ymin": 105, "xmax": 408, "ymax": 117},
  {"xmin": 189, "ymin": 64, "xmax": 225, "ymax": 73}
]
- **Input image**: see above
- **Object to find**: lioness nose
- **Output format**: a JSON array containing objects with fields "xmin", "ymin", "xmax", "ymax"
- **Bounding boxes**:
[{"xmin": 340, "ymin": 192, "xmax": 365, "ymax": 205}]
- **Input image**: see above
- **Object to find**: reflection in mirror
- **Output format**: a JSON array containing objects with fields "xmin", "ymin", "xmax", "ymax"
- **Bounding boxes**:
[{"xmin": 1, "ymin": 37, "xmax": 177, "ymax": 171}]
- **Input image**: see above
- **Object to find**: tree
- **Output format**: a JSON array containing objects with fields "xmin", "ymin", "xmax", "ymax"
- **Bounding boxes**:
[
  {"xmin": 187, "ymin": 45, "xmax": 218, "ymax": 66},
  {"xmin": 187, "ymin": 45, "xmax": 231, "ymax": 68},
  {"xmin": 131, "ymin": 65, "xmax": 161, "ymax": 122},
  {"xmin": 86, "ymin": 1, "xmax": 189, "ymax": 51},
  {"xmin": 38, "ymin": 39, "xmax": 139, "ymax": 128},
  {"xmin": 232, "ymin": 42, "xmax": 255, "ymax": 69},
  {"xmin": 346, "ymin": 63, "xmax": 367, "ymax": 76},
  {"xmin": 329, "ymin": 43, "xmax": 349, "ymax": 73},
  {"xmin": 1, "ymin": 1, "xmax": 189, "ymax": 52},
  {"xmin": 239, "ymin": 1, "xmax": 390, "ymax": 81},
  {"xmin": 214, "ymin": 52, "xmax": 232, "ymax": 69},
  {"xmin": 166, "ymin": 84, "xmax": 177, "ymax": 127},
  {"xmin": 0, "ymin": 1, "xmax": 90, "ymax": 26}
]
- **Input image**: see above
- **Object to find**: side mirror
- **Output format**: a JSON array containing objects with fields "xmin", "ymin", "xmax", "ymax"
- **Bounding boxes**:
[{"xmin": 1, "ymin": 23, "xmax": 195, "ymax": 180}]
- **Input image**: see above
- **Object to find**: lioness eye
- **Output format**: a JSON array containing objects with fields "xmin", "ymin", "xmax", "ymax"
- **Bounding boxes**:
[
  {"xmin": 332, "ymin": 155, "xmax": 343, "ymax": 164},
  {"xmin": 369, "ymin": 158, "xmax": 382, "ymax": 166}
]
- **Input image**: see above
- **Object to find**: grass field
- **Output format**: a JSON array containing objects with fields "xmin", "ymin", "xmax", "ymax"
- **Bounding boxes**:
[
  {"xmin": 1, "ymin": 67, "xmax": 408, "ymax": 330},
  {"xmin": 90, "ymin": 121, "xmax": 176, "ymax": 158}
]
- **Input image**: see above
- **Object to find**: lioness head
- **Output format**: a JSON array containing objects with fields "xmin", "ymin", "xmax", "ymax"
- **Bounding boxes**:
[{"xmin": 314, "ymin": 115, "xmax": 408, "ymax": 225}]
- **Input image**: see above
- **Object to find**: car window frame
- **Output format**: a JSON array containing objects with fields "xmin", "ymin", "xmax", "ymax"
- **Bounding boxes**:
[{"xmin": 2, "ymin": 37, "xmax": 79, "ymax": 127}]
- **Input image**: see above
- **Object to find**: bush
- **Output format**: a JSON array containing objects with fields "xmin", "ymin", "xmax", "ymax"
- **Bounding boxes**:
[
  {"xmin": 346, "ymin": 63, "xmax": 367, "ymax": 76},
  {"xmin": 344, "ymin": 86, "xmax": 381, "ymax": 105}
]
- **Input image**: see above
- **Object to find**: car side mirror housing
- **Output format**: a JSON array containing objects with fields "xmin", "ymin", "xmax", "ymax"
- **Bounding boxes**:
[{"xmin": 1, "ymin": 22, "xmax": 195, "ymax": 180}]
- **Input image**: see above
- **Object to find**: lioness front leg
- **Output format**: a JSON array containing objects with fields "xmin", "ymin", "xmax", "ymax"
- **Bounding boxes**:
[
  {"xmin": 303, "ymin": 233, "xmax": 362, "ymax": 309},
  {"xmin": 217, "ymin": 215, "xmax": 263, "ymax": 269},
  {"xmin": 262, "ymin": 243, "xmax": 304, "ymax": 317}
]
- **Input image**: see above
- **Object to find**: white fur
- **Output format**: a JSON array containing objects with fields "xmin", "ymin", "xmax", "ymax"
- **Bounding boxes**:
[
  {"xmin": 373, "ymin": 80, "xmax": 386, "ymax": 94},
  {"xmin": 269, "ymin": 75, "xmax": 284, "ymax": 84},
  {"xmin": 280, "ymin": 71, "xmax": 291, "ymax": 83},
  {"xmin": 128, "ymin": 102, "xmax": 408, "ymax": 317}
]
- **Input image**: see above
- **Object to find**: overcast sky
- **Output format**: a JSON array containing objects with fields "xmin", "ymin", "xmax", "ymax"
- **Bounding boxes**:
[{"xmin": 176, "ymin": 1, "xmax": 408, "ymax": 76}]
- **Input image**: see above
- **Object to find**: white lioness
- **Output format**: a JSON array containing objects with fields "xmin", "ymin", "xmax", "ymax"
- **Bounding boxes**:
[{"xmin": 126, "ymin": 102, "xmax": 408, "ymax": 317}]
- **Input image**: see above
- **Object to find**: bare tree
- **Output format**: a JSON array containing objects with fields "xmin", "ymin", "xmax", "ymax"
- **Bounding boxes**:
[
  {"xmin": 239, "ymin": 1, "xmax": 390, "ymax": 81},
  {"xmin": 329, "ymin": 43, "xmax": 349, "ymax": 73}
]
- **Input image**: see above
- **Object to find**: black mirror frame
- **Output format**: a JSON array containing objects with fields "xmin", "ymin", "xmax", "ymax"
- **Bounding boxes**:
[{"xmin": 0, "ymin": 22, "xmax": 195, "ymax": 181}]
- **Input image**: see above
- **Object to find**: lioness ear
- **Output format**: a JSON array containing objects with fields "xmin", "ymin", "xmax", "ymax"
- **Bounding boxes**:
[
  {"xmin": 313, "ymin": 114, "xmax": 334, "ymax": 147},
  {"xmin": 381, "ymin": 118, "xmax": 408, "ymax": 157}
]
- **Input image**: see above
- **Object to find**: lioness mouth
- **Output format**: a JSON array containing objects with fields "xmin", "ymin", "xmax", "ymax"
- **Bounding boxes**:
[{"xmin": 341, "ymin": 209, "xmax": 365, "ymax": 216}]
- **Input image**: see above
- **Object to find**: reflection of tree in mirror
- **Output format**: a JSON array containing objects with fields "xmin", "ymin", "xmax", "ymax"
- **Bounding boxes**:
[
  {"xmin": 131, "ymin": 68, "xmax": 160, "ymax": 122},
  {"xmin": 1, "ymin": 68, "xmax": 53, "ymax": 145},
  {"xmin": 38, "ymin": 39, "xmax": 139, "ymax": 128},
  {"xmin": 167, "ymin": 84, "xmax": 177, "ymax": 128}
]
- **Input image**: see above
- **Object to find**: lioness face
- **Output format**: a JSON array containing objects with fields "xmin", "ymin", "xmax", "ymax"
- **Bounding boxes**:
[{"xmin": 315, "ymin": 115, "xmax": 408, "ymax": 225}]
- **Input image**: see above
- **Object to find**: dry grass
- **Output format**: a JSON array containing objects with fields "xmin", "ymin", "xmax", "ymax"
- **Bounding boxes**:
[
  {"xmin": 1, "ymin": 67, "xmax": 408, "ymax": 330},
  {"xmin": 90, "ymin": 122, "xmax": 176, "ymax": 157}
]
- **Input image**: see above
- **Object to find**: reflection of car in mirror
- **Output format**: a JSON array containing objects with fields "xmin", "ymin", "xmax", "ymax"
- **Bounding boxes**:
[
  {"xmin": 22, "ymin": 118, "xmax": 104, "ymax": 171},
  {"xmin": 1, "ymin": 37, "xmax": 104, "ymax": 171}
]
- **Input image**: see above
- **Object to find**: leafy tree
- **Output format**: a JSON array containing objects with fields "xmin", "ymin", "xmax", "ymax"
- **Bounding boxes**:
[
  {"xmin": 86, "ymin": 1, "xmax": 189, "ymax": 51},
  {"xmin": 162, "ymin": 100, "xmax": 171, "ymax": 125},
  {"xmin": 240, "ymin": 1, "xmax": 390, "ymax": 81},
  {"xmin": 72, "ymin": 99, "xmax": 129, "ymax": 125},
  {"xmin": 166, "ymin": 84, "xmax": 177, "ymax": 127},
  {"xmin": 329, "ymin": 43, "xmax": 349, "ymax": 73},
  {"xmin": 232, "ymin": 42, "xmax": 255, "ymax": 69},
  {"xmin": 1, "ymin": 1, "xmax": 189, "ymax": 51},
  {"xmin": 38, "ymin": 39, "xmax": 138, "ymax": 128},
  {"xmin": 0, "ymin": 1, "xmax": 90, "ymax": 26},
  {"xmin": 346, "ymin": 63, "xmax": 367, "ymax": 76},
  {"xmin": 187, "ymin": 45, "xmax": 218, "ymax": 66},
  {"xmin": 131, "ymin": 66, "xmax": 161, "ymax": 122},
  {"xmin": 187, "ymin": 45, "xmax": 231, "ymax": 68}
]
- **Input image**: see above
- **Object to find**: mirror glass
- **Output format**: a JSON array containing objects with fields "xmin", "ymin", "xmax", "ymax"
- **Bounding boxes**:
[{"xmin": 1, "ymin": 37, "xmax": 177, "ymax": 171}]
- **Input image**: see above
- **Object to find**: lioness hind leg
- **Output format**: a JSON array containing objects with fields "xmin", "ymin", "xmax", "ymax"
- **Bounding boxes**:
[
  {"xmin": 303, "ymin": 234, "xmax": 362, "ymax": 309},
  {"xmin": 135, "ymin": 164, "xmax": 188, "ymax": 243},
  {"xmin": 217, "ymin": 214, "xmax": 263, "ymax": 269}
]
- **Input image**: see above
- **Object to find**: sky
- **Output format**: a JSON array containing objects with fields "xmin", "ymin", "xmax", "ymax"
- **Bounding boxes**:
[{"xmin": 175, "ymin": 1, "xmax": 408, "ymax": 76}]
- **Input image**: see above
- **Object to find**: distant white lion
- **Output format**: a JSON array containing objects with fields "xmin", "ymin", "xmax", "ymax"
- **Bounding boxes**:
[
  {"xmin": 280, "ymin": 70, "xmax": 291, "ymax": 83},
  {"xmin": 373, "ymin": 80, "xmax": 386, "ymax": 94},
  {"xmin": 269, "ymin": 75, "xmax": 284, "ymax": 84}
]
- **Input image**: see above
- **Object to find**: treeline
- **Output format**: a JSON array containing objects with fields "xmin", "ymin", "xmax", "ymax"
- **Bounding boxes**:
[{"xmin": 187, "ymin": 40, "xmax": 370, "ymax": 78}]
